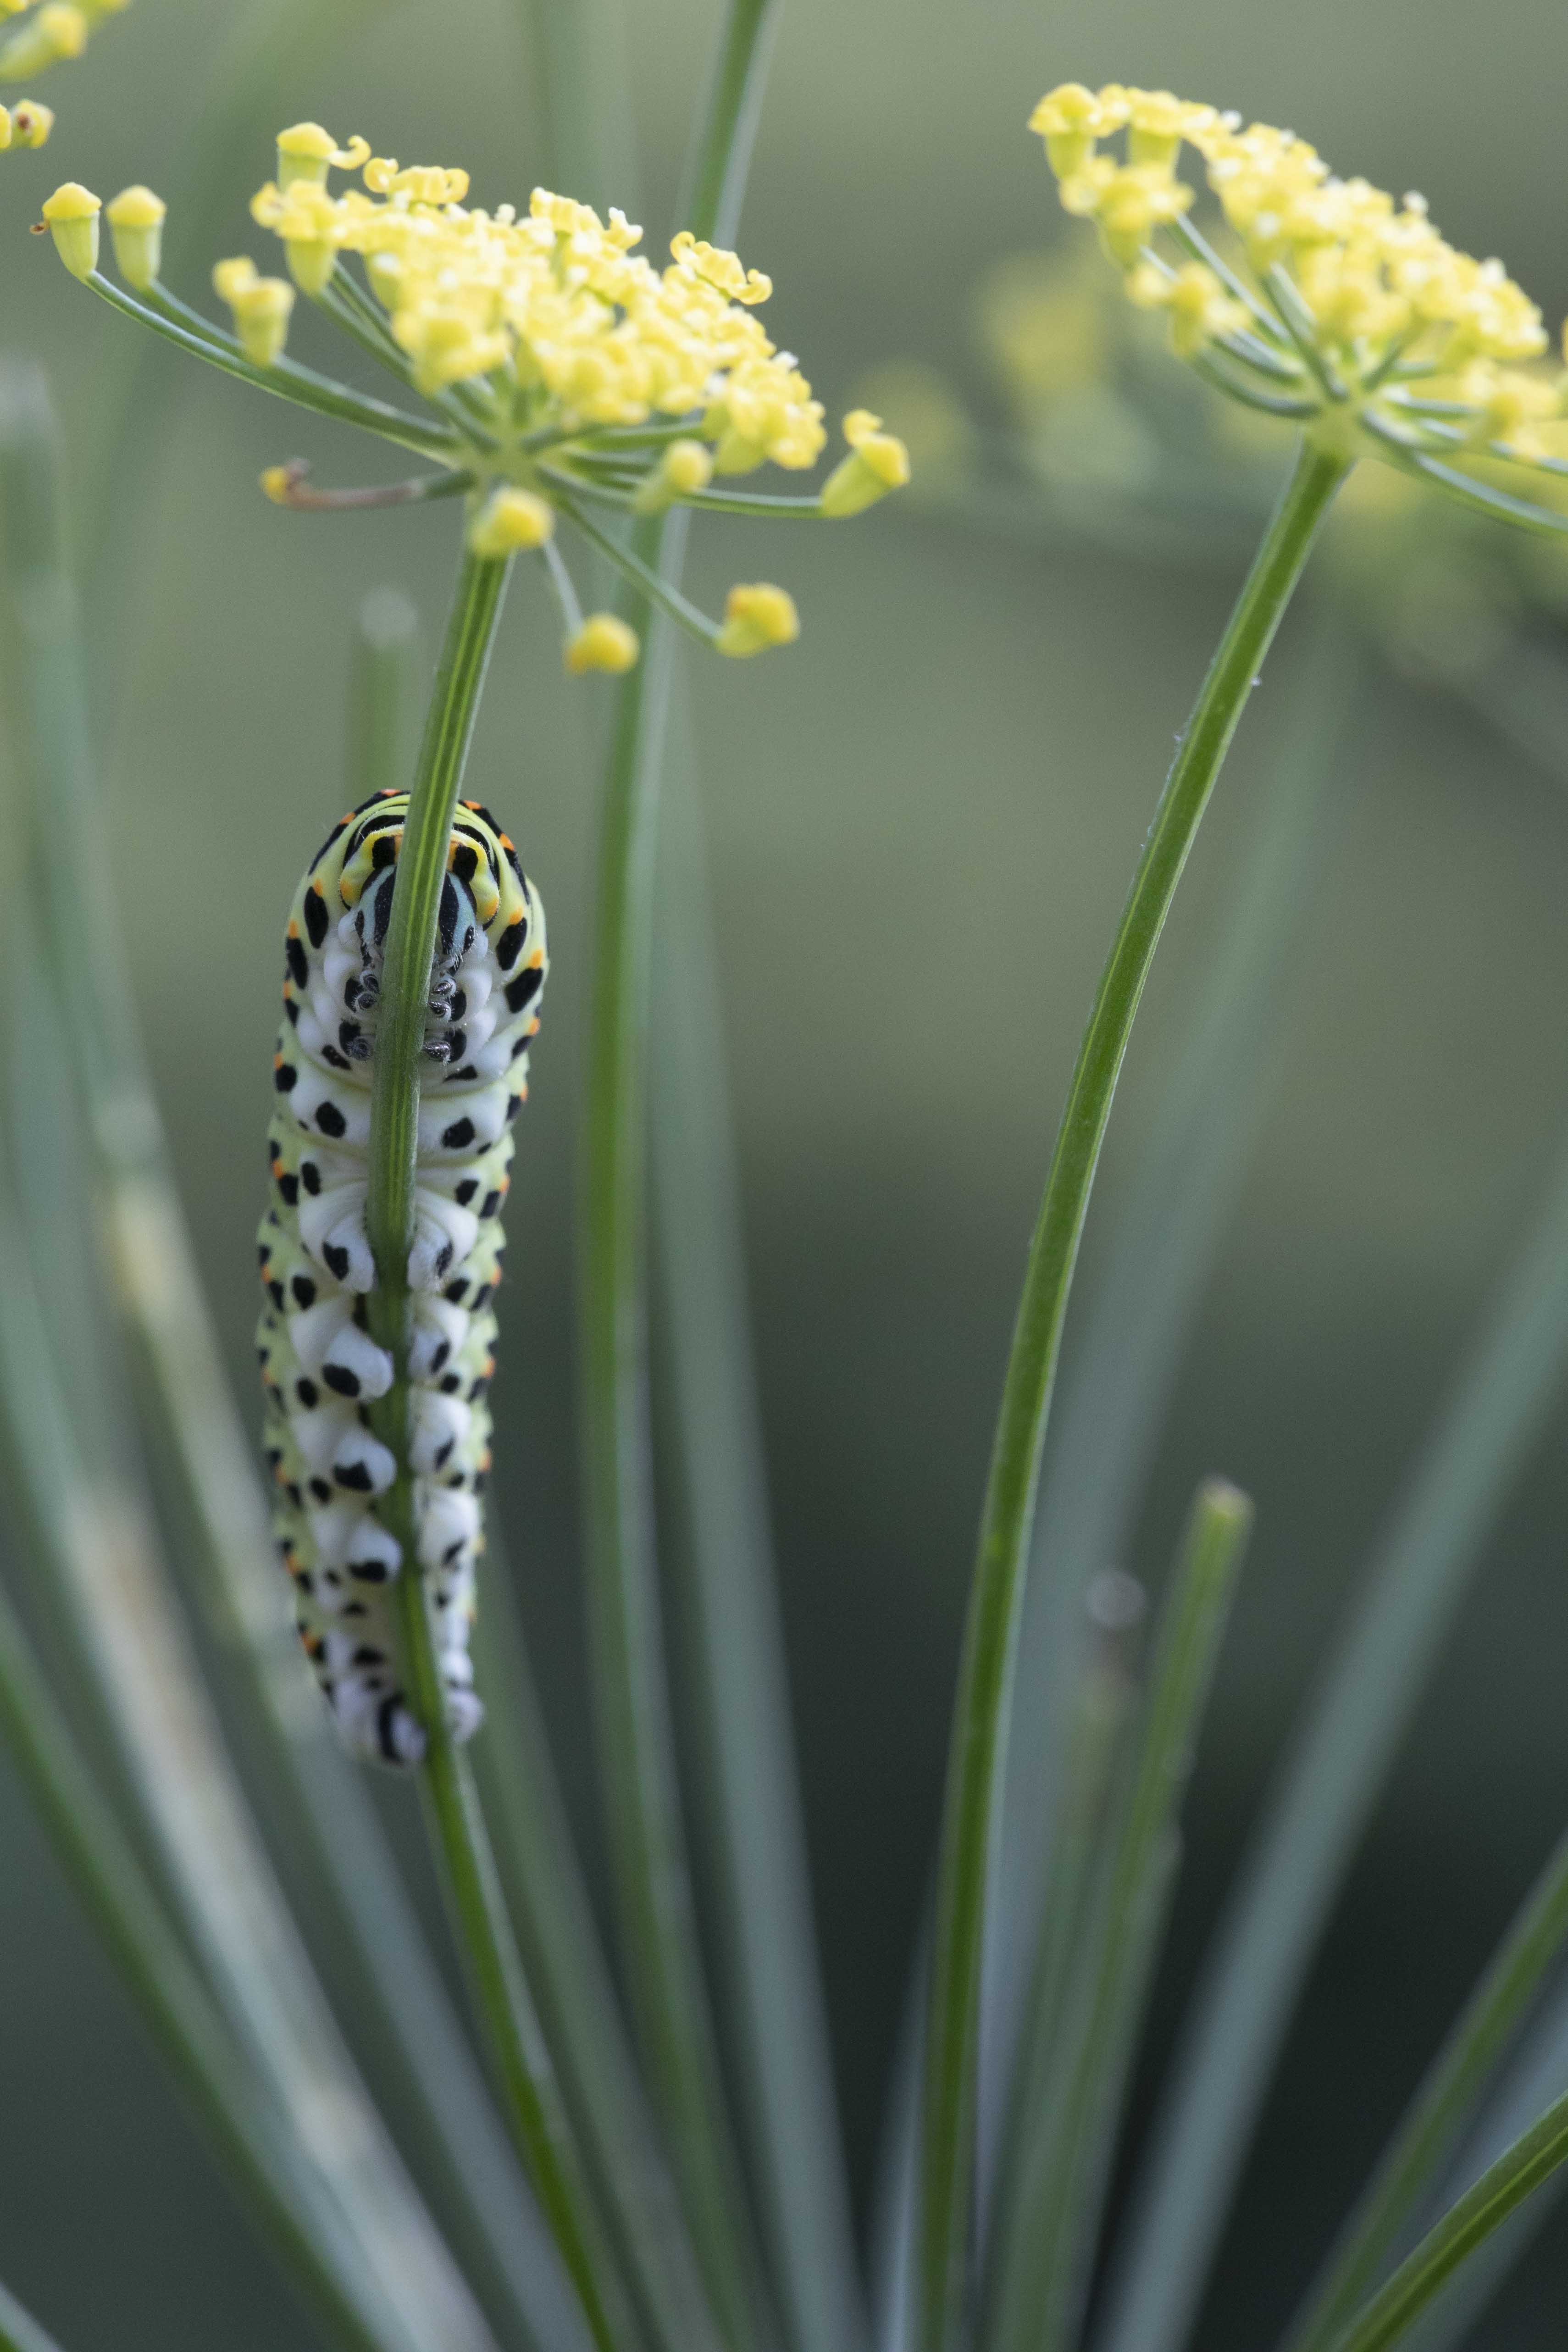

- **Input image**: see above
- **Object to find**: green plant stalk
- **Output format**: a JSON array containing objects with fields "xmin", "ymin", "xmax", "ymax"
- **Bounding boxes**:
[
  {"xmin": 982, "ymin": 1596, "xmax": 1141, "ymax": 2307},
  {"xmin": 1282, "ymin": 1820, "xmax": 1568, "ymax": 2352},
  {"xmin": 1321, "ymin": 2088, "xmax": 1568, "ymax": 2352},
  {"xmin": 918, "ymin": 437, "xmax": 1348, "ymax": 2352},
  {"xmin": 365, "ymin": 544, "xmax": 630, "ymax": 2352},
  {"xmin": 650, "ymin": 721, "xmax": 865, "ymax": 2352},
  {"xmin": 0, "ymin": 2283, "xmax": 66, "ymax": 2352},
  {"xmin": 0, "ymin": 1533, "xmax": 408, "ymax": 2352},
  {"xmin": 582, "ymin": 538, "xmax": 764, "ymax": 2352},
  {"xmin": 473, "ymin": 1540, "xmax": 731, "ymax": 2352},
  {"xmin": 518, "ymin": 0, "xmax": 637, "ymax": 211},
  {"xmin": 985, "ymin": 610, "xmax": 1358, "ymax": 2199},
  {"xmin": 576, "ymin": 0, "xmax": 793, "ymax": 2339},
  {"xmin": 1097, "ymin": 1118, "xmax": 1568, "ymax": 2352},
  {"xmin": 0, "ymin": 377, "xmax": 572, "ymax": 2352},
  {"xmin": 986, "ymin": 1482, "xmax": 1251, "ymax": 2352}
]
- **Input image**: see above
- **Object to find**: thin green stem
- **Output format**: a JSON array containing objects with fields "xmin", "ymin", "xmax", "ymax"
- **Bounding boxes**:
[
  {"xmin": 549, "ymin": 488, "xmax": 723, "ymax": 645},
  {"xmin": 363, "ymin": 544, "xmax": 631, "ymax": 2352},
  {"xmin": 575, "ymin": 6, "xmax": 794, "ymax": 2340},
  {"xmin": 472, "ymin": 1543, "xmax": 731, "ymax": 2352},
  {"xmin": 1321, "ymin": 2090, "xmax": 1568, "ymax": 2352},
  {"xmin": 986, "ymin": 1484, "xmax": 1252, "ymax": 2352},
  {"xmin": 985, "ymin": 610, "xmax": 1358, "ymax": 2211},
  {"xmin": 1281, "ymin": 1822, "xmax": 1568, "ymax": 2352},
  {"xmin": 85, "ymin": 272, "xmax": 461, "ymax": 462},
  {"xmin": 917, "ymin": 437, "xmax": 1348, "ymax": 2352},
  {"xmin": 1097, "ymin": 1121, "xmax": 1568, "ymax": 2352},
  {"xmin": 652, "ymin": 727, "xmax": 866, "ymax": 2352}
]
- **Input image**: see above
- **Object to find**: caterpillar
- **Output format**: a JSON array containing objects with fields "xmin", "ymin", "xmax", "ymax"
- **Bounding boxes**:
[{"xmin": 256, "ymin": 788, "xmax": 547, "ymax": 1767}]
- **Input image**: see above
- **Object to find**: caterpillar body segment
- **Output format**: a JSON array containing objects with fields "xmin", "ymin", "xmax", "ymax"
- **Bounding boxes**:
[{"xmin": 258, "ymin": 788, "xmax": 545, "ymax": 1766}]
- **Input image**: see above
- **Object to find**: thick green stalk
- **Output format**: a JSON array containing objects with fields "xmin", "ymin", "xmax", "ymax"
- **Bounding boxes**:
[
  {"xmin": 986, "ymin": 1483, "xmax": 1251, "ymax": 2352},
  {"xmin": 517, "ymin": 0, "xmax": 636, "ymax": 210},
  {"xmin": 0, "ymin": 2284, "xmax": 66, "ymax": 2352},
  {"xmin": 1097, "ymin": 1120, "xmax": 1568, "ymax": 2352},
  {"xmin": 1321, "ymin": 2089, "xmax": 1568, "ymax": 2352},
  {"xmin": 1282, "ymin": 1822, "xmax": 1568, "ymax": 2352},
  {"xmin": 577, "ymin": 1, "xmax": 791, "ymax": 2340},
  {"xmin": 918, "ymin": 438, "xmax": 1348, "ymax": 2352},
  {"xmin": 0, "ymin": 1552, "xmax": 403, "ymax": 2352},
  {"xmin": 365, "ymin": 544, "xmax": 630, "ymax": 2352}
]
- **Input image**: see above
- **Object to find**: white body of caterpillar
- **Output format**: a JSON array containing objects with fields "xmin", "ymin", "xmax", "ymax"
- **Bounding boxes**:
[{"xmin": 257, "ymin": 789, "xmax": 546, "ymax": 1765}]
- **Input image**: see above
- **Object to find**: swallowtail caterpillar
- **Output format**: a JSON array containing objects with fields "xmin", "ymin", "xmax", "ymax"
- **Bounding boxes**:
[{"xmin": 257, "ymin": 789, "xmax": 547, "ymax": 1766}]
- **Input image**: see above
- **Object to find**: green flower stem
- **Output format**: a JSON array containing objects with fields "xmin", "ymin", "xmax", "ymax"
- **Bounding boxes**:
[
  {"xmin": 0, "ymin": 2282, "xmax": 66, "ymax": 2352},
  {"xmin": 1097, "ymin": 1123, "xmax": 1568, "ymax": 2352},
  {"xmin": 364, "ymin": 544, "xmax": 631, "ymax": 2352},
  {"xmin": 517, "ymin": 0, "xmax": 636, "ymax": 210},
  {"xmin": 986, "ymin": 610, "xmax": 1358, "ymax": 2201},
  {"xmin": 547, "ymin": 488, "xmax": 723, "ymax": 644},
  {"xmin": 918, "ymin": 436, "xmax": 1349, "ymax": 2352},
  {"xmin": 986, "ymin": 1482, "xmax": 1251, "ymax": 2352},
  {"xmin": 0, "ymin": 1518, "xmax": 406, "ymax": 2352},
  {"xmin": 576, "ymin": 8, "xmax": 792, "ymax": 2342},
  {"xmin": 651, "ymin": 725, "xmax": 867, "ymax": 2352},
  {"xmin": 582, "ymin": 511, "xmax": 767, "ymax": 2352},
  {"xmin": 84, "ymin": 273, "xmax": 461, "ymax": 463},
  {"xmin": 1321, "ymin": 2089, "xmax": 1568, "ymax": 2352},
  {"xmin": 1282, "ymin": 1822, "xmax": 1568, "ymax": 2352},
  {"xmin": 472, "ymin": 1539, "xmax": 731, "ymax": 2352}
]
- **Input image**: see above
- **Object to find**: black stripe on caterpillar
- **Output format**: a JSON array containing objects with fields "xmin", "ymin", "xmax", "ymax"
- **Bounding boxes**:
[{"xmin": 257, "ymin": 789, "xmax": 546, "ymax": 1767}]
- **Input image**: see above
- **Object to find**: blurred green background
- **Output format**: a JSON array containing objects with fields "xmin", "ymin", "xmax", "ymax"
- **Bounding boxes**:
[{"xmin": 5, "ymin": 0, "xmax": 1568, "ymax": 2342}]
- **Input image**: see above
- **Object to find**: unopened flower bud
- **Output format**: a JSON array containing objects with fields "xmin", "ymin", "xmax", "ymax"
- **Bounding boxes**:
[
  {"xmin": 276, "ymin": 122, "xmax": 370, "ymax": 191},
  {"xmin": 213, "ymin": 255, "xmax": 295, "ymax": 366},
  {"xmin": 10, "ymin": 99, "xmax": 51, "ymax": 146},
  {"xmin": 565, "ymin": 613, "xmax": 640, "ymax": 674},
  {"xmin": 467, "ymin": 487, "xmax": 554, "ymax": 559},
  {"xmin": 716, "ymin": 582, "xmax": 799, "ymax": 658},
  {"xmin": 820, "ymin": 410, "xmax": 910, "ymax": 517},
  {"xmin": 632, "ymin": 436, "xmax": 714, "ymax": 513},
  {"xmin": 106, "ymin": 184, "xmax": 165, "ymax": 291},
  {"xmin": 40, "ymin": 179, "xmax": 99, "ymax": 279}
]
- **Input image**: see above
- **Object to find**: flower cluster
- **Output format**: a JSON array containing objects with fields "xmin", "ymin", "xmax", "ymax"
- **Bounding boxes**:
[
  {"xmin": 1028, "ymin": 83, "xmax": 1568, "ymax": 523},
  {"xmin": 39, "ymin": 124, "xmax": 910, "ymax": 674}
]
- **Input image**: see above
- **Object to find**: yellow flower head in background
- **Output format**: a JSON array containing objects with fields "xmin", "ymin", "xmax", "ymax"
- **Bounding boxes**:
[
  {"xmin": 44, "ymin": 123, "xmax": 910, "ymax": 677},
  {"xmin": 0, "ymin": 0, "xmax": 124, "ymax": 141},
  {"xmin": 1029, "ymin": 83, "xmax": 1568, "ymax": 522}
]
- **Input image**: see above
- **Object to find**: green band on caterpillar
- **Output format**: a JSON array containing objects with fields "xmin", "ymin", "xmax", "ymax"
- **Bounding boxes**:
[{"xmin": 257, "ymin": 787, "xmax": 546, "ymax": 1767}]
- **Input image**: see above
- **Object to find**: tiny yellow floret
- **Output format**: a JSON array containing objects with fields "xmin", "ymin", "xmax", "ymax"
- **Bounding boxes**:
[
  {"xmin": 633, "ymin": 436, "xmax": 715, "ymax": 513},
  {"xmin": 41, "ymin": 178, "xmax": 99, "ymax": 277},
  {"xmin": 212, "ymin": 255, "xmax": 295, "ymax": 365},
  {"xmin": 467, "ymin": 487, "xmax": 555, "ymax": 559},
  {"xmin": 105, "ymin": 183, "xmax": 165, "ymax": 290},
  {"xmin": 716, "ymin": 583, "xmax": 799, "ymax": 658},
  {"xmin": 259, "ymin": 464, "xmax": 295, "ymax": 504},
  {"xmin": 565, "ymin": 613, "xmax": 640, "ymax": 674},
  {"xmin": 276, "ymin": 122, "xmax": 370, "ymax": 190},
  {"xmin": 10, "ymin": 98, "xmax": 51, "ymax": 146},
  {"xmin": 820, "ymin": 409, "xmax": 912, "ymax": 518},
  {"xmin": 1, "ymin": 3, "xmax": 87, "ymax": 75}
]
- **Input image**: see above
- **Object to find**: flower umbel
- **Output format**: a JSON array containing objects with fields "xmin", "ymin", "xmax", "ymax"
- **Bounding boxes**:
[
  {"xmin": 1030, "ymin": 83, "xmax": 1568, "ymax": 530},
  {"xmin": 39, "ymin": 125, "xmax": 910, "ymax": 672}
]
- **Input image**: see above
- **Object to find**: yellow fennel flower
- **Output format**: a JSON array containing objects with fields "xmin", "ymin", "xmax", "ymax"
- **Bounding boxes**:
[{"xmin": 1029, "ymin": 82, "xmax": 1568, "ymax": 527}]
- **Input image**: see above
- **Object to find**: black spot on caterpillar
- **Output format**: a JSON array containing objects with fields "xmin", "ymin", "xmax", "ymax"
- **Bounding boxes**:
[{"xmin": 258, "ymin": 789, "xmax": 547, "ymax": 1768}]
